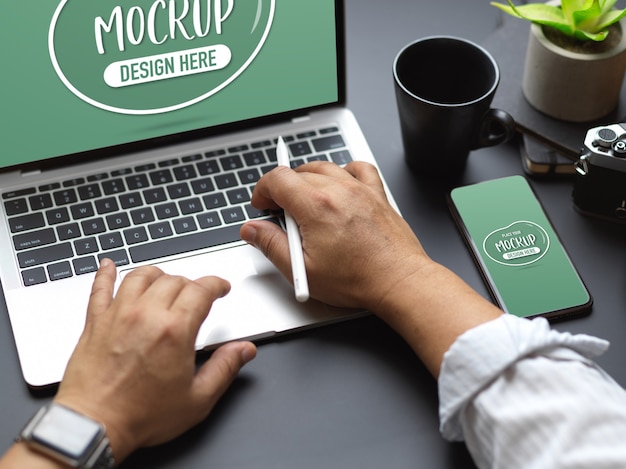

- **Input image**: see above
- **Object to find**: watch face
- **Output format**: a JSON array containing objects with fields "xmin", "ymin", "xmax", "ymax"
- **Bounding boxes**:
[{"xmin": 32, "ymin": 405, "xmax": 103, "ymax": 460}]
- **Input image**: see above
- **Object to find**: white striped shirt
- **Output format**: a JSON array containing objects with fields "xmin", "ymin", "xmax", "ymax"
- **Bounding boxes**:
[{"xmin": 439, "ymin": 315, "xmax": 626, "ymax": 468}]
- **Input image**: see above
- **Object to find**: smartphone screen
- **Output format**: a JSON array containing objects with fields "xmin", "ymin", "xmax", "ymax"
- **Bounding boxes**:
[{"xmin": 448, "ymin": 175, "xmax": 592, "ymax": 320}]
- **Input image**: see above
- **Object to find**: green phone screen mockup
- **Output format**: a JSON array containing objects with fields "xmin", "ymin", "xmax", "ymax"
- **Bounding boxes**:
[{"xmin": 449, "ymin": 176, "xmax": 592, "ymax": 320}]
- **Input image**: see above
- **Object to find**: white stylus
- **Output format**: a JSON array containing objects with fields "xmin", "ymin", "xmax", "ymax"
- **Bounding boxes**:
[{"xmin": 276, "ymin": 136, "xmax": 310, "ymax": 302}]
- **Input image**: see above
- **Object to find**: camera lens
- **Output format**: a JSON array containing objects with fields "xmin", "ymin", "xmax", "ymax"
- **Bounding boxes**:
[{"xmin": 611, "ymin": 139, "xmax": 626, "ymax": 157}]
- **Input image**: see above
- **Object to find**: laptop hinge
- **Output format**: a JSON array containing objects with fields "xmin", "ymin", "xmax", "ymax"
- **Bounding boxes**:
[
  {"xmin": 291, "ymin": 115, "xmax": 312, "ymax": 124},
  {"xmin": 20, "ymin": 169, "xmax": 42, "ymax": 178}
]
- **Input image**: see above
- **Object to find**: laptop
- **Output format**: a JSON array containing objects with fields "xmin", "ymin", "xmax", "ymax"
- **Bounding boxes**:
[{"xmin": 0, "ymin": 0, "xmax": 398, "ymax": 388}]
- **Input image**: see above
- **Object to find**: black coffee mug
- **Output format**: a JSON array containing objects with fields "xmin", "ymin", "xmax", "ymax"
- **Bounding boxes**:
[{"xmin": 393, "ymin": 36, "xmax": 515, "ymax": 176}]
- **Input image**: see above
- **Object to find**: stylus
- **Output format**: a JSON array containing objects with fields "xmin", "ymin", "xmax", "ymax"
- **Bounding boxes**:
[{"xmin": 276, "ymin": 136, "xmax": 310, "ymax": 302}]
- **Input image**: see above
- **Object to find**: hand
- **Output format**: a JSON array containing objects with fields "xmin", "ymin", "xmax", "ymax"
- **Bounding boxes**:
[
  {"xmin": 240, "ymin": 161, "xmax": 428, "ymax": 313},
  {"xmin": 54, "ymin": 259, "xmax": 256, "ymax": 463}
]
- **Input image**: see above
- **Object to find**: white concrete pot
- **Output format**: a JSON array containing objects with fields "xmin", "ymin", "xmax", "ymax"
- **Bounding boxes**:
[{"xmin": 522, "ymin": 18, "xmax": 626, "ymax": 122}]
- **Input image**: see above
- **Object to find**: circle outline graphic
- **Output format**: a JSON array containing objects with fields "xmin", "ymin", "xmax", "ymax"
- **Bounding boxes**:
[
  {"xmin": 48, "ymin": 0, "xmax": 275, "ymax": 115},
  {"xmin": 482, "ymin": 220, "xmax": 550, "ymax": 267}
]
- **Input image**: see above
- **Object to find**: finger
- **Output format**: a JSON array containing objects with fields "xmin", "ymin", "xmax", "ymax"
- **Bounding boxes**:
[
  {"xmin": 294, "ymin": 160, "xmax": 355, "ymax": 178},
  {"xmin": 192, "ymin": 341, "xmax": 257, "ymax": 410},
  {"xmin": 169, "ymin": 276, "xmax": 231, "ymax": 333},
  {"xmin": 343, "ymin": 161, "xmax": 385, "ymax": 189},
  {"xmin": 114, "ymin": 265, "xmax": 167, "ymax": 304},
  {"xmin": 86, "ymin": 258, "xmax": 117, "ymax": 323},
  {"xmin": 240, "ymin": 220, "xmax": 293, "ymax": 282},
  {"xmin": 250, "ymin": 166, "xmax": 298, "ymax": 211}
]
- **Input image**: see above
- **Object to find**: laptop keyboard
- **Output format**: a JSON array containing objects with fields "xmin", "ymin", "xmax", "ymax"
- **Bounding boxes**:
[{"xmin": 3, "ymin": 126, "xmax": 353, "ymax": 287}]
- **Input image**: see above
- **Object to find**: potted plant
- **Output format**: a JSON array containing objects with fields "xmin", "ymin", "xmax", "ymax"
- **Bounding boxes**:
[{"xmin": 490, "ymin": 0, "xmax": 626, "ymax": 122}]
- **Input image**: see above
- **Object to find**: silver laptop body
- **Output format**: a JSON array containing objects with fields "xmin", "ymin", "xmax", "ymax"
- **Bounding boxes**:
[{"xmin": 0, "ymin": 0, "xmax": 398, "ymax": 388}]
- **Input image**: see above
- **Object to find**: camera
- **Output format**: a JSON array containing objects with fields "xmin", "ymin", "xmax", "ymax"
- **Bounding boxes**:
[{"xmin": 573, "ymin": 123, "xmax": 626, "ymax": 223}]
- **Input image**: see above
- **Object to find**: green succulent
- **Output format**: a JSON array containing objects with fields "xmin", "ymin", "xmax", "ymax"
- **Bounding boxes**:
[{"xmin": 490, "ymin": 0, "xmax": 626, "ymax": 41}]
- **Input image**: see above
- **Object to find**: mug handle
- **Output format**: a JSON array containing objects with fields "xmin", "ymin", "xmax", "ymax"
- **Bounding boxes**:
[{"xmin": 473, "ymin": 108, "xmax": 516, "ymax": 149}]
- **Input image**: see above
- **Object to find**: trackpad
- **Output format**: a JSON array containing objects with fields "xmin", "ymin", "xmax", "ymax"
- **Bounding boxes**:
[{"xmin": 119, "ymin": 246, "xmax": 341, "ymax": 348}]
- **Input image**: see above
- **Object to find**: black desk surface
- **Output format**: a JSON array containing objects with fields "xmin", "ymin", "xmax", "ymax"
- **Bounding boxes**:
[{"xmin": 1, "ymin": 1, "xmax": 624, "ymax": 468}]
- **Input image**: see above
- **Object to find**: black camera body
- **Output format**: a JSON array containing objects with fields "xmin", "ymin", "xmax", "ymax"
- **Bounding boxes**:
[{"xmin": 573, "ymin": 123, "xmax": 626, "ymax": 223}]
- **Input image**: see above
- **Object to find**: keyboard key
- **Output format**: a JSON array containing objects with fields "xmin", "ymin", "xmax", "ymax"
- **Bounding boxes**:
[
  {"xmin": 226, "ymin": 188, "xmax": 250, "ymax": 205},
  {"xmin": 17, "ymin": 242, "xmax": 73, "ymax": 268},
  {"xmin": 313, "ymin": 134, "xmax": 346, "ymax": 152},
  {"xmin": 143, "ymin": 187, "xmax": 167, "ymax": 204},
  {"xmin": 95, "ymin": 197, "xmax": 119, "ymax": 214},
  {"xmin": 197, "ymin": 211, "xmax": 221, "ymax": 229},
  {"xmin": 57, "ymin": 223, "xmax": 81, "ymax": 241},
  {"xmin": 102, "ymin": 178, "xmax": 125, "ymax": 195},
  {"xmin": 173, "ymin": 217, "xmax": 197, "ymax": 234},
  {"xmin": 245, "ymin": 205, "xmax": 269, "ymax": 219},
  {"xmin": 98, "ymin": 232, "xmax": 124, "ymax": 250},
  {"xmin": 87, "ymin": 173, "xmax": 109, "ymax": 182},
  {"xmin": 46, "ymin": 208, "xmax": 70, "ymax": 225},
  {"xmin": 228, "ymin": 145, "xmax": 248, "ymax": 153},
  {"xmin": 158, "ymin": 158, "xmax": 179, "ymax": 168},
  {"xmin": 182, "ymin": 154, "xmax": 202, "ymax": 163},
  {"xmin": 215, "ymin": 173, "xmax": 238, "ymax": 189},
  {"xmin": 28, "ymin": 194, "xmax": 53, "ymax": 211},
  {"xmin": 106, "ymin": 212, "xmax": 131, "ymax": 230},
  {"xmin": 81, "ymin": 218, "xmax": 107, "ymax": 235},
  {"xmin": 119, "ymin": 192, "xmax": 143, "ymax": 209},
  {"xmin": 22, "ymin": 267, "xmax": 47, "ymax": 286},
  {"xmin": 238, "ymin": 168, "xmax": 261, "ymax": 184},
  {"xmin": 112, "ymin": 168, "xmax": 132, "ymax": 177},
  {"xmin": 197, "ymin": 160, "xmax": 220, "ymax": 175},
  {"xmin": 13, "ymin": 228, "xmax": 56, "ymax": 250},
  {"xmin": 74, "ymin": 237, "xmax": 99, "ymax": 255},
  {"xmin": 130, "ymin": 207, "xmax": 155, "ymax": 225},
  {"xmin": 71, "ymin": 202, "xmax": 95, "ymax": 220},
  {"xmin": 330, "ymin": 150, "xmax": 353, "ymax": 166},
  {"xmin": 205, "ymin": 149, "xmax": 226, "ymax": 158},
  {"xmin": 289, "ymin": 141, "xmax": 312, "ymax": 157},
  {"xmin": 124, "ymin": 227, "xmax": 149, "ymax": 245},
  {"xmin": 243, "ymin": 151, "xmax": 266, "ymax": 166},
  {"xmin": 220, "ymin": 155, "xmax": 243, "ymax": 171},
  {"xmin": 149, "ymin": 222, "xmax": 173, "ymax": 239},
  {"xmin": 73, "ymin": 256, "xmax": 99, "ymax": 275},
  {"xmin": 78, "ymin": 184, "xmax": 102, "ymax": 200},
  {"xmin": 3, "ymin": 188, "xmax": 36, "ymax": 200},
  {"xmin": 190, "ymin": 178, "xmax": 215, "ymax": 194},
  {"xmin": 155, "ymin": 203, "xmax": 179, "ymax": 219},
  {"xmin": 48, "ymin": 261, "xmax": 73, "ymax": 281},
  {"xmin": 98, "ymin": 249, "xmax": 130, "ymax": 267},
  {"xmin": 63, "ymin": 178, "xmax": 85, "ymax": 188},
  {"xmin": 167, "ymin": 183, "xmax": 191, "ymax": 199},
  {"xmin": 203, "ymin": 193, "xmax": 227, "ymax": 209},
  {"xmin": 9, "ymin": 213, "xmax": 45, "ymax": 233},
  {"xmin": 129, "ymin": 224, "xmax": 242, "ymax": 263},
  {"xmin": 135, "ymin": 163, "xmax": 156, "ymax": 173},
  {"xmin": 179, "ymin": 198, "xmax": 203, "ymax": 215},
  {"xmin": 4, "ymin": 198, "xmax": 29, "ymax": 216},
  {"xmin": 173, "ymin": 165, "xmax": 197, "ymax": 181},
  {"xmin": 307, "ymin": 154, "xmax": 329, "ymax": 162},
  {"xmin": 221, "ymin": 206, "xmax": 245, "ymax": 224},
  {"xmin": 126, "ymin": 174, "xmax": 150, "ymax": 190},
  {"xmin": 149, "ymin": 169, "xmax": 173, "ymax": 185},
  {"xmin": 53, "ymin": 188, "xmax": 78, "ymax": 205}
]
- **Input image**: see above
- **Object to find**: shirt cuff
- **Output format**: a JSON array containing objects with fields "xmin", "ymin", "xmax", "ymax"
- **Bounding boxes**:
[{"xmin": 438, "ymin": 314, "xmax": 609, "ymax": 441}]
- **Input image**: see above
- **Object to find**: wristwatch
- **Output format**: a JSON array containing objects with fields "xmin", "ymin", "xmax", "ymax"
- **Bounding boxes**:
[{"xmin": 17, "ymin": 402, "xmax": 115, "ymax": 468}]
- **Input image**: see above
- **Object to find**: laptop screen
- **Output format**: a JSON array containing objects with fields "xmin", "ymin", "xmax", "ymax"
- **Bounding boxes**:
[{"xmin": 1, "ymin": 0, "xmax": 341, "ymax": 170}]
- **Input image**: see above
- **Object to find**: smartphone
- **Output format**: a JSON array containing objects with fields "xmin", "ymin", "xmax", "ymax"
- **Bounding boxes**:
[{"xmin": 448, "ymin": 175, "xmax": 592, "ymax": 321}]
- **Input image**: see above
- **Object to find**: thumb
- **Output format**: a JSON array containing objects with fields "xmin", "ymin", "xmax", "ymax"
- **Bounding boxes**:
[
  {"xmin": 240, "ymin": 220, "xmax": 293, "ymax": 281},
  {"xmin": 193, "ymin": 341, "xmax": 257, "ymax": 408}
]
